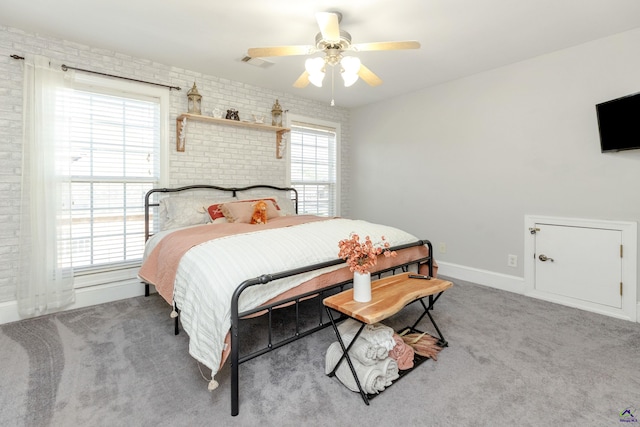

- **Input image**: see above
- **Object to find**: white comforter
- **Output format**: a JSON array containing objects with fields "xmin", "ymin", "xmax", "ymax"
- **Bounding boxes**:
[{"xmin": 151, "ymin": 218, "xmax": 420, "ymax": 378}]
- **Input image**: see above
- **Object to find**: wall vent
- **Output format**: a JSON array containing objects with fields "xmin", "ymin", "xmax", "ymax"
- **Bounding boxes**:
[{"xmin": 240, "ymin": 56, "xmax": 274, "ymax": 68}]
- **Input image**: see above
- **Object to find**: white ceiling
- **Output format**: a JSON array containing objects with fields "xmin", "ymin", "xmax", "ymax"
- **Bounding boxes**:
[{"xmin": 2, "ymin": 0, "xmax": 640, "ymax": 108}]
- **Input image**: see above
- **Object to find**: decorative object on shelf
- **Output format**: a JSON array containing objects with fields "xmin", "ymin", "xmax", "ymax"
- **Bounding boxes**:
[
  {"xmin": 177, "ymin": 116, "xmax": 187, "ymax": 152},
  {"xmin": 187, "ymin": 82, "xmax": 202, "ymax": 114},
  {"xmin": 271, "ymin": 99, "xmax": 283, "ymax": 127},
  {"xmin": 212, "ymin": 108, "xmax": 223, "ymax": 118},
  {"xmin": 174, "ymin": 113, "xmax": 290, "ymax": 156},
  {"xmin": 226, "ymin": 108, "xmax": 240, "ymax": 121},
  {"xmin": 338, "ymin": 233, "xmax": 397, "ymax": 303},
  {"xmin": 253, "ymin": 114, "xmax": 264, "ymax": 124}
]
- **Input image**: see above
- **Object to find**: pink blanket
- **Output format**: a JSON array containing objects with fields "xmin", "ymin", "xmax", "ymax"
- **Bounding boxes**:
[{"xmin": 138, "ymin": 215, "xmax": 330, "ymax": 303}]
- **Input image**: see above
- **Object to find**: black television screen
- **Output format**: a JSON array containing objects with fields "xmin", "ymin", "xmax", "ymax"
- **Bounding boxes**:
[{"xmin": 596, "ymin": 91, "xmax": 640, "ymax": 152}]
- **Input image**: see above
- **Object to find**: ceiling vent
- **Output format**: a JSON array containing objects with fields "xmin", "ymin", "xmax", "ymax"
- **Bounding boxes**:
[{"xmin": 241, "ymin": 56, "xmax": 274, "ymax": 68}]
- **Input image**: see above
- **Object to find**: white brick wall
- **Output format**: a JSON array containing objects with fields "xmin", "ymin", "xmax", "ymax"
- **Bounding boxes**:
[{"xmin": 0, "ymin": 24, "xmax": 351, "ymax": 304}]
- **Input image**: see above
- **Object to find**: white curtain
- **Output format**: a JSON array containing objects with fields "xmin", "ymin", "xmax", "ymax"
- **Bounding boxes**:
[{"xmin": 18, "ymin": 55, "xmax": 75, "ymax": 316}]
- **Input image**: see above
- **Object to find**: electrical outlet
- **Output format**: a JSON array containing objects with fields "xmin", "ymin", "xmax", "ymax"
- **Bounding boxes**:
[
  {"xmin": 439, "ymin": 242, "xmax": 447, "ymax": 254},
  {"xmin": 508, "ymin": 254, "xmax": 518, "ymax": 268}
]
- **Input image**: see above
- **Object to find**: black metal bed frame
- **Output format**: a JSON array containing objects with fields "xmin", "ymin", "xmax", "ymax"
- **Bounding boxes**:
[{"xmin": 141, "ymin": 185, "xmax": 433, "ymax": 416}]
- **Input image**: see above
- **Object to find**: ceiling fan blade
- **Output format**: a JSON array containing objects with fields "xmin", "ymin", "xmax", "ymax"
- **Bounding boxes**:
[
  {"xmin": 358, "ymin": 64, "xmax": 383, "ymax": 87},
  {"xmin": 316, "ymin": 12, "xmax": 340, "ymax": 43},
  {"xmin": 351, "ymin": 41, "xmax": 421, "ymax": 52},
  {"xmin": 248, "ymin": 45, "xmax": 314, "ymax": 58},
  {"xmin": 293, "ymin": 71, "xmax": 310, "ymax": 88}
]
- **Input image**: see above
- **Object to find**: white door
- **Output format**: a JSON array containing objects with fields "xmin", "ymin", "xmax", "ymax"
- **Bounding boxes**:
[{"xmin": 534, "ymin": 223, "xmax": 622, "ymax": 308}]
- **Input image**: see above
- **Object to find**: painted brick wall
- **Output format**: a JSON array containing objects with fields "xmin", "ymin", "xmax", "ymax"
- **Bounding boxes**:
[{"xmin": 0, "ymin": 24, "xmax": 351, "ymax": 303}]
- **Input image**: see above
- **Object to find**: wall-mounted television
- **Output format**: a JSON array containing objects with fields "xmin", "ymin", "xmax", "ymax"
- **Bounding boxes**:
[{"xmin": 596, "ymin": 91, "xmax": 640, "ymax": 153}]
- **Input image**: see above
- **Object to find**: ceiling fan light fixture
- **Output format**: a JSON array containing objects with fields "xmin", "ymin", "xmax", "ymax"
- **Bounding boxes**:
[
  {"xmin": 340, "ymin": 56, "xmax": 361, "ymax": 74},
  {"xmin": 341, "ymin": 71, "xmax": 359, "ymax": 87},
  {"xmin": 308, "ymin": 72, "xmax": 325, "ymax": 87},
  {"xmin": 305, "ymin": 57, "xmax": 326, "ymax": 87},
  {"xmin": 249, "ymin": 11, "xmax": 419, "ymax": 95},
  {"xmin": 340, "ymin": 56, "xmax": 361, "ymax": 87}
]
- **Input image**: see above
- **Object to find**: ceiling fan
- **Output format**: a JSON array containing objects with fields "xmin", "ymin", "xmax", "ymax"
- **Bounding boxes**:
[{"xmin": 247, "ymin": 12, "xmax": 420, "ymax": 90}]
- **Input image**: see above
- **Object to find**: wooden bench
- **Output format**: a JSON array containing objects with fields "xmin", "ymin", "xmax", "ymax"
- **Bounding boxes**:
[{"xmin": 323, "ymin": 272, "xmax": 453, "ymax": 404}]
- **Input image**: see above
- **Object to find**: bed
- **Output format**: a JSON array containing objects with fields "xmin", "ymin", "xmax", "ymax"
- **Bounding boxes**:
[{"xmin": 138, "ymin": 184, "xmax": 436, "ymax": 416}]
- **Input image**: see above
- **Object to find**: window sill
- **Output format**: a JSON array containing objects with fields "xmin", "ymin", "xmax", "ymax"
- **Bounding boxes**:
[{"xmin": 74, "ymin": 265, "xmax": 141, "ymax": 289}]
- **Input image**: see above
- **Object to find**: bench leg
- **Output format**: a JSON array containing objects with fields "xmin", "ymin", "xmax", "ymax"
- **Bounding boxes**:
[
  {"xmin": 325, "ymin": 307, "xmax": 370, "ymax": 406},
  {"xmin": 406, "ymin": 292, "xmax": 447, "ymax": 346}
]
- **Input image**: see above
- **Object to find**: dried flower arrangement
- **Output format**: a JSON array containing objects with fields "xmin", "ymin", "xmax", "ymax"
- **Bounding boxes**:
[
  {"xmin": 399, "ymin": 331, "xmax": 443, "ymax": 360},
  {"xmin": 338, "ymin": 233, "xmax": 397, "ymax": 274}
]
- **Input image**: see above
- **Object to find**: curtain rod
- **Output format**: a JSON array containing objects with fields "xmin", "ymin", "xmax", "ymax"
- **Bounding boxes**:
[
  {"xmin": 10, "ymin": 54, "xmax": 181, "ymax": 91},
  {"xmin": 61, "ymin": 64, "xmax": 181, "ymax": 91}
]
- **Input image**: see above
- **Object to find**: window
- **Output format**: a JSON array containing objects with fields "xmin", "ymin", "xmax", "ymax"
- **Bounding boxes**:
[
  {"xmin": 289, "ymin": 119, "xmax": 339, "ymax": 216},
  {"xmin": 58, "ymin": 79, "xmax": 165, "ymax": 279}
]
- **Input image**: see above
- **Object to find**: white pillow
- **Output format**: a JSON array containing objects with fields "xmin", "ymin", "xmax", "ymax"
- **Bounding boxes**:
[
  {"xmin": 275, "ymin": 196, "xmax": 297, "ymax": 216},
  {"xmin": 159, "ymin": 196, "xmax": 235, "ymax": 230}
]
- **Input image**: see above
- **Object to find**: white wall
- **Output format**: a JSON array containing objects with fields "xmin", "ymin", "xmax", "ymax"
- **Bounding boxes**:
[
  {"xmin": 0, "ymin": 24, "xmax": 351, "ymax": 309},
  {"xmin": 349, "ymin": 28, "xmax": 640, "ymax": 301}
]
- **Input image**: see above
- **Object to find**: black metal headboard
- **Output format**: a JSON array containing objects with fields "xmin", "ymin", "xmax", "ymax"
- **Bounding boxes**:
[{"xmin": 144, "ymin": 184, "xmax": 298, "ymax": 242}]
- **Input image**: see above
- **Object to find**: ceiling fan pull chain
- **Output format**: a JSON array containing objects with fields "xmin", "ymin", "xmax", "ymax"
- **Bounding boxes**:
[{"xmin": 331, "ymin": 66, "xmax": 335, "ymax": 106}]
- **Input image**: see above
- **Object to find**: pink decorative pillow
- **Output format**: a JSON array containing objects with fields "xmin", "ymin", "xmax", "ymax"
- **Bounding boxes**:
[
  {"xmin": 237, "ymin": 197, "xmax": 281, "ymax": 210},
  {"xmin": 208, "ymin": 198, "xmax": 280, "ymax": 222},
  {"xmin": 220, "ymin": 199, "xmax": 280, "ymax": 223},
  {"xmin": 207, "ymin": 198, "xmax": 281, "ymax": 222}
]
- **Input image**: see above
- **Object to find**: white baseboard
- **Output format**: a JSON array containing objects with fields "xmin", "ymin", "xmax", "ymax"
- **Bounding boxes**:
[
  {"xmin": 437, "ymin": 261, "xmax": 640, "ymax": 323},
  {"xmin": 0, "ymin": 280, "xmax": 150, "ymax": 325},
  {"xmin": 437, "ymin": 261, "xmax": 525, "ymax": 294}
]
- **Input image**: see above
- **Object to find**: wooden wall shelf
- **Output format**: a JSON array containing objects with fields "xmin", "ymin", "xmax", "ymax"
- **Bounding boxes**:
[{"xmin": 176, "ymin": 113, "xmax": 290, "ymax": 158}]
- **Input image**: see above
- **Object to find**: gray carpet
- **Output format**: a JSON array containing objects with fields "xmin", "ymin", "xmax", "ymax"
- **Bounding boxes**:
[{"xmin": 1, "ymin": 277, "xmax": 639, "ymax": 427}]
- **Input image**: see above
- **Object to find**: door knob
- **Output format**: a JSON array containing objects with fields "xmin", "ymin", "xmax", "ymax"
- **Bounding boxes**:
[{"xmin": 538, "ymin": 254, "xmax": 554, "ymax": 262}]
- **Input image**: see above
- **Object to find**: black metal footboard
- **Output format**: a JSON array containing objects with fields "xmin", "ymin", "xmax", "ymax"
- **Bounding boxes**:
[{"xmin": 229, "ymin": 239, "xmax": 433, "ymax": 416}]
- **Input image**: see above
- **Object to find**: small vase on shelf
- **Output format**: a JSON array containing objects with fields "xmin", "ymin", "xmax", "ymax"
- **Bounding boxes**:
[{"xmin": 353, "ymin": 271, "xmax": 372, "ymax": 302}]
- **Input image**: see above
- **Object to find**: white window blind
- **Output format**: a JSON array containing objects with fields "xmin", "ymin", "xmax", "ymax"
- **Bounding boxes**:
[
  {"xmin": 290, "ymin": 122, "xmax": 337, "ymax": 216},
  {"xmin": 59, "ymin": 89, "xmax": 160, "ymax": 273}
]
